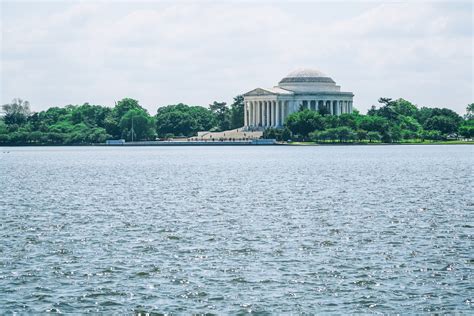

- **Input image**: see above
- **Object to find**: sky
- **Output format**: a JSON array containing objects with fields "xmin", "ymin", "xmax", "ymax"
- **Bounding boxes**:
[{"xmin": 1, "ymin": 0, "xmax": 473, "ymax": 115}]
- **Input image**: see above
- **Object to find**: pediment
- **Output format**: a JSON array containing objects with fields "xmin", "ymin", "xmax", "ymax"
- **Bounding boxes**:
[{"xmin": 243, "ymin": 88, "xmax": 276, "ymax": 96}]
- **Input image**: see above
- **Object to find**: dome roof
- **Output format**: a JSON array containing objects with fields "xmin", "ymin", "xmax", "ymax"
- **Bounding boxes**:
[
  {"xmin": 279, "ymin": 68, "xmax": 335, "ymax": 84},
  {"xmin": 285, "ymin": 68, "xmax": 327, "ymax": 78}
]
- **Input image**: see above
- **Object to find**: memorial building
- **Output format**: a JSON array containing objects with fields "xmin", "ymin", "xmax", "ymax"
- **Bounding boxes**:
[{"xmin": 243, "ymin": 69, "xmax": 354, "ymax": 129}]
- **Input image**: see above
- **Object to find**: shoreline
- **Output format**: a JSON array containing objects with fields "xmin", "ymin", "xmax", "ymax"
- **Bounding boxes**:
[
  {"xmin": 0, "ymin": 141, "xmax": 472, "ymax": 147},
  {"xmin": 284, "ymin": 141, "xmax": 474, "ymax": 146}
]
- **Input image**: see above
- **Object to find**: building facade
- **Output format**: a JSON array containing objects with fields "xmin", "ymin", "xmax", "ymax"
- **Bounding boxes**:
[{"xmin": 243, "ymin": 69, "xmax": 354, "ymax": 129}]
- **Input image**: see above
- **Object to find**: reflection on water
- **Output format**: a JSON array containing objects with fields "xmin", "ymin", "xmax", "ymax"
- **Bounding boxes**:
[{"xmin": 0, "ymin": 145, "xmax": 472, "ymax": 313}]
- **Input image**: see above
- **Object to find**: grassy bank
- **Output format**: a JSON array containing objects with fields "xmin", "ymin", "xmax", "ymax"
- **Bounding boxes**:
[{"xmin": 285, "ymin": 140, "xmax": 474, "ymax": 146}]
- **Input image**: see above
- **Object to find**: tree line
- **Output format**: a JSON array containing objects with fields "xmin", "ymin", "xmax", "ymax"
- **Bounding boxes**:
[
  {"xmin": 264, "ymin": 98, "xmax": 474, "ymax": 143},
  {"xmin": 0, "ymin": 96, "xmax": 472, "ymax": 145},
  {"xmin": 0, "ymin": 97, "xmax": 244, "ymax": 145}
]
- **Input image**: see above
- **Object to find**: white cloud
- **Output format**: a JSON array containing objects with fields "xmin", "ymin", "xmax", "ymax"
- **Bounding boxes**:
[{"xmin": 1, "ymin": 1, "xmax": 472, "ymax": 114}]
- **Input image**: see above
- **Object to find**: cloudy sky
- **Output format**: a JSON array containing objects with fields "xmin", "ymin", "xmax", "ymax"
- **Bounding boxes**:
[{"xmin": 1, "ymin": 0, "xmax": 473, "ymax": 114}]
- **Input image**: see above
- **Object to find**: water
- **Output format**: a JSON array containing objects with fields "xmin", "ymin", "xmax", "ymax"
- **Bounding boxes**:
[{"xmin": 0, "ymin": 145, "xmax": 472, "ymax": 314}]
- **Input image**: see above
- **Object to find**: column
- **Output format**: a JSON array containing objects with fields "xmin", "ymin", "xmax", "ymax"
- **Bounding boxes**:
[
  {"xmin": 253, "ymin": 101, "xmax": 255, "ymax": 127},
  {"xmin": 251, "ymin": 101, "xmax": 255, "ymax": 127},
  {"xmin": 248, "ymin": 101, "xmax": 252, "ymax": 127},
  {"xmin": 267, "ymin": 101, "xmax": 271, "ymax": 127},
  {"xmin": 249, "ymin": 101, "xmax": 252, "ymax": 127},
  {"xmin": 272, "ymin": 101, "xmax": 276, "ymax": 127},
  {"xmin": 258, "ymin": 101, "xmax": 262, "ymax": 127},
  {"xmin": 255, "ymin": 101, "xmax": 261, "ymax": 127},
  {"xmin": 244, "ymin": 102, "xmax": 248, "ymax": 127},
  {"xmin": 255, "ymin": 101, "xmax": 259, "ymax": 127},
  {"xmin": 273, "ymin": 101, "xmax": 280, "ymax": 127},
  {"xmin": 270, "ymin": 101, "xmax": 276, "ymax": 127},
  {"xmin": 250, "ymin": 101, "xmax": 254, "ymax": 127},
  {"xmin": 252, "ymin": 101, "xmax": 256, "ymax": 126},
  {"xmin": 282, "ymin": 101, "xmax": 286, "ymax": 125},
  {"xmin": 256, "ymin": 101, "xmax": 259, "ymax": 126},
  {"xmin": 265, "ymin": 101, "xmax": 270, "ymax": 127},
  {"xmin": 269, "ymin": 101, "xmax": 273, "ymax": 127},
  {"xmin": 270, "ymin": 101, "xmax": 273, "ymax": 126},
  {"xmin": 276, "ymin": 101, "xmax": 280, "ymax": 127}
]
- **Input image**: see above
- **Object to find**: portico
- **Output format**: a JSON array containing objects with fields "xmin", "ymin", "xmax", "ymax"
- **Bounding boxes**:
[{"xmin": 244, "ymin": 99, "xmax": 289, "ymax": 128}]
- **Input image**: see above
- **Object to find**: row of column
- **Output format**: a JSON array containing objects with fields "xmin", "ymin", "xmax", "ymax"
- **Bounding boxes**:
[
  {"xmin": 300, "ymin": 100, "xmax": 353, "ymax": 115},
  {"xmin": 244, "ymin": 100, "xmax": 287, "ymax": 128},
  {"xmin": 244, "ymin": 99, "xmax": 354, "ymax": 128}
]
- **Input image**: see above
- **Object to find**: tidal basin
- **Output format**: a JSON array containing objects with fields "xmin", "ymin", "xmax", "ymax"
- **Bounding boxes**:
[{"xmin": 0, "ymin": 145, "xmax": 472, "ymax": 313}]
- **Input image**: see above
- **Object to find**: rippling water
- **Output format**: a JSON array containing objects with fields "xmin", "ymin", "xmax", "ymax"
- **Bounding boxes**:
[{"xmin": 0, "ymin": 145, "xmax": 472, "ymax": 313}]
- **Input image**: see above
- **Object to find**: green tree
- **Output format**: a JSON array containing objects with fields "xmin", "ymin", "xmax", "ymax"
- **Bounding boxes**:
[
  {"xmin": 0, "ymin": 134, "xmax": 9, "ymax": 144},
  {"xmin": 155, "ymin": 103, "xmax": 216, "ymax": 137},
  {"xmin": 322, "ymin": 115, "xmax": 339, "ymax": 129},
  {"xmin": 390, "ymin": 125, "xmax": 402, "ymax": 142},
  {"xmin": 424, "ymin": 115, "xmax": 458, "ymax": 134},
  {"xmin": 70, "ymin": 103, "xmax": 111, "ymax": 127},
  {"xmin": 356, "ymin": 129, "xmax": 368, "ymax": 142},
  {"xmin": 375, "ymin": 97, "xmax": 399, "ymax": 121},
  {"xmin": 0, "ymin": 120, "xmax": 7, "ymax": 134},
  {"xmin": 281, "ymin": 127, "xmax": 292, "ymax": 141},
  {"xmin": 393, "ymin": 98, "xmax": 418, "ymax": 117},
  {"xmin": 119, "ymin": 109, "xmax": 155, "ymax": 141},
  {"xmin": 114, "ymin": 98, "xmax": 143, "ymax": 118},
  {"xmin": 105, "ymin": 98, "xmax": 146, "ymax": 138},
  {"xmin": 422, "ymin": 130, "xmax": 444, "ymax": 141},
  {"xmin": 358, "ymin": 115, "xmax": 390, "ymax": 133},
  {"xmin": 464, "ymin": 103, "xmax": 474, "ymax": 120},
  {"xmin": 2, "ymin": 98, "xmax": 31, "ymax": 125},
  {"xmin": 337, "ymin": 113, "xmax": 358, "ymax": 129},
  {"xmin": 210, "ymin": 101, "xmax": 231, "ymax": 131},
  {"xmin": 27, "ymin": 131, "xmax": 43, "ymax": 143},
  {"xmin": 263, "ymin": 127, "xmax": 279, "ymax": 140},
  {"xmin": 401, "ymin": 129, "xmax": 418, "ymax": 140},
  {"xmin": 309, "ymin": 130, "xmax": 320, "ymax": 142},
  {"xmin": 459, "ymin": 119, "xmax": 474, "ymax": 138},
  {"xmin": 230, "ymin": 95, "xmax": 244, "ymax": 129},
  {"xmin": 285, "ymin": 110, "xmax": 325, "ymax": 139},
  {"xmin": 335, "ymin": 126, "xmax": 356, "ymax": 142},
  {"xmin": 367, "ymin": 131, "xmax": 381, "ymax": 142},
  {"xmin": 399, "ymin": 115, "xmax": 422, "ymax": 132}
]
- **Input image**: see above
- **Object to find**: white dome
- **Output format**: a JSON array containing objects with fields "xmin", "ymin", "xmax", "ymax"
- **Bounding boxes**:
[
  {"xmin": 279, "ymin": 68, "xmax": 335, "ymax": 86},
  {"xmin": 285, "ymin": 68, "xmax": 327, "ymax": 78}
]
